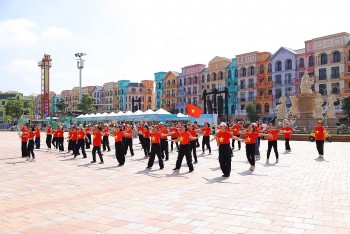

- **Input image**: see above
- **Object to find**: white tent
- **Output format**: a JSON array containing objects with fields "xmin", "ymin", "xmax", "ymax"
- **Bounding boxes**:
[
  {"xmin": 125, "ymin": 111, "xmax": 133, "ymax": 115},
  {"xmin": 155, "ymin": 108, "xmax": 171, "ymax": 115},
  {"xmin": 76, "ymin": 114, "xmax": 85, "ymax": 119},
  {"xmin": 134, "ymin": 110, "xmax": 144, "ymax": 115},
  {"xmin": 177, "ymin": 113, "xmax": 185, "ymax": 117},
  {"xmin": 144, "ymin": 109, "xmax": 155, "ymax": 115},
  {"xmin": 116, "ymin": 111, "xmax": 125, "ymax": 116},
  {"xmin": 108, "ymin": 112, "xmax": 118, "ymax": 117}
]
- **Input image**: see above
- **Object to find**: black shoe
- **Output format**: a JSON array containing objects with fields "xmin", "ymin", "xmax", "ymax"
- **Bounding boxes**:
[
  {"xmin": 189, "ymin": 169, "xmax": 194, "ymax": 173},
  {"xmin": 99, "ymin": 162, "xmax": 104, "ymax": 164},
  {"xmin": 239, "ymin": 148, "xmax": 241, "ymax": 150},
  {"xmin": 173, "ymin": 168, "xmax": 179, "ymax": 171},
  {"xmin": 107, "ymin": 150, "xmax": 110, "ymax": 152},
  {"xmin": 82, "ymin": 156, "xmax": 87, "ymax": 158},
  {"xmin": 74, "ymin": 155, "xmax": 77, "ymax": 159},
  {"xmin": 118, "ymin": 164, "xmax": 124, "ymax": 167},
  {"xmin": 165, "ymin": 158, "xmax": 169, "ymax": 161},
  {"xmin": 91, "ymin": 161, "xmax": 96, "ymax": 163},
  {"xmin": 146, "ymin": 166, "xmax": 152, "ymax": 169},
  {"xmin": 194, "ymin": 160, "xmax": 198, "ymax": 164},
  {"xmin": 160, "ymin": 166, "xmax": 164, "ymax": 170},
  {"xmin": 131, "ymin": 154, "xmax": 134, "ymax": 156},
  {"xmin": 222, "ymin": 174, "xmax": 230, "ymax": 177}
]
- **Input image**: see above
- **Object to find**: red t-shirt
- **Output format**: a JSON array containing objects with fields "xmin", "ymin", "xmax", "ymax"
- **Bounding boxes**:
[
  {"xmin": 125, "ymin": 129, "xmax": 133, "ymax": 139},
  {"xmin": 137, "ymin": 126, "xmax": 143, "ymax": 133},
  {"xmin": 58, "ymin": 129, "xmax": 64, "ymax": 138},
  {"xmin": 231, "ymin": 124, "xmax": 242, "ymax": 136},
  {"xmin": 53, "ymin": 130, "xmax": 59, "ymax": 138},
  {"xmin": 188, "ymin": 130, "xmax": 196, "ymax": 142},
  {"xmin": 114, "ymin": 131, "xmax": 124, "ymax": 142},
  {"xmin": 46, "ymin": 127, "xmax": 52, "ymax": 134},
  {"xmin": 143, "ymin": 129, "xmax": 150, "ymax": 138},
  {"xmin": 71, "ymin": 131, "xmax": 78, "ymax": 141},
  {"xmin": 314, "ymin": 126, "xmax": 325, "ymax": 140},
  {"xmin": 282, "ymin": 126, "xmax": 293, "ymax": 139},
  {"xmin": 35, "ymin": 128, "xmax": 40, "ymax": 137},
  {"xmin": 216, "ymin": 131, "xmax": 233, "ymax": 144},
  {"xmin": 93, "ymin": 131, "xmax": 102, "ymax": 146},
  {"xmin": 178, "ymin": 131, "xmax": 190, "ymax": 145},
  {"xmin": 103, "ymin": 128, "xmax": 109, "ymax": 136},
  {"xmin": 161, "ymin": 128, "xmax": 168, "ymax": 139},
  {"xmin": 21, "ymin": 129, "xmax": 29, "ymax": 142},
  {"xmin": 243, "ymin": 131, "xmax": 260, "ymax": 145},
  {"xmin": 85, "ymin": 127, "xmax": 91, "ymax": 135},
  {"xmin": 202, "ymin": 127, "xmax": 211, "ymax": 137},
  {"xmin": 77, "ymin": 130, "xmax": 85, "ymax": 140},
  {"xmin": 28, "ymin": 131, "xmax": 35, "ymax": 140},
  {"xmin": 151, "ymin": 132, "xmax": 161, "ymax": 144},
  {"xmin": 170, "ymin": 127, "xmax": 178, "ymax": 138},
  {"xmin": 266, "ymin": 129, "xmax": 280, "ymax": 141},
  {"xmin": 258, "ymin": 126, "xmax": 264, "ymax": 132}
]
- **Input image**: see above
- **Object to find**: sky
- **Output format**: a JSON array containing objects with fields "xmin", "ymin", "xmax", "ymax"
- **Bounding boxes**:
[{"xmin": 0, "ymin": 0, "xmax": 349, "ymax": 96}]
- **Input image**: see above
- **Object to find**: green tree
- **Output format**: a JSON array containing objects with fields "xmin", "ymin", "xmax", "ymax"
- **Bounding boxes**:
[
  {"xmin": 245, "ymin": 102, "xmax": 258, "ymax": 123},
  {"xmin": 341, "ymin": 97, "xmax": 350, "ymax": 119},
  {"xmin": 5, "ymin": 100, "xmax": 23, "ymax": 122},
  {"xmin": 55, "ymin": 99, "xmax": 69, "ymax": 113},
  {"xmin": 77, "ymin": 94, "xmax": 95, "ymax": 114}
]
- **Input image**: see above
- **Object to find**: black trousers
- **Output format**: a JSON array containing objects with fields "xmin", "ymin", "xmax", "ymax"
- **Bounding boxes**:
[
  {"xmin": 35, "ymin": 137, "xmax": 40, "ymax": 149},
  {"xmin": 52, "ymin": 137, "xmax": 58, "ymax": 149},
  {"xmin": 138, "ymin": 134, "xmax": 144, "ymax": 146},
  {"xmin": 28, "ymin": 140, "xmax": 35, "ymax": 159},
  {"xmin": 202, "ymin": 136, "xmax": 211, "ymax": 153},
  {"xmin": 189, "ymin": 141, "xmax": 197, "ymax": 162},
  {"xmin": 148, "ymin": 143, "xmax": 164, "ymax": 168},
  {"xmin": 46, "ymin": 134, "xmax": 52, "ymax": 148},
  {"xmin": 285, "ymin": 139, "xmax": 291, "ymax": 151},
  {"xmin": 102, "ymin": 136, "xmax": 110, "ymax": 151},
  {"xmin": 316, "ymin": 140, "xmax": 324, "ymax": 155},
  {"xmin": 219, "ymin": 144, "xmax": 231, "ymax": 176},
  {"xmin": 115, "ymin": 141, "xmax": 125, "ymax": 165},
  {"xmin": 171, "ymin": 138, "xmax": 179, "ymax": 151},
  {"xmin": 196, "ymin": 137, "xmax": 200, "ymax": 147},
  {"xmin": 58, "ymin": 137, "xmax": 64, "ymax": 151},
  {"xmin": 160, "ymin": 139, "xmax": 169, "ymax": 159},
  {"xmin": 21, "ymin": 141, "xmax": 28, "ymax": 157},
  {"xmin": 71, "ymin": 140, "xmax": 77, "ymax": 155},
  {"xmin": 232, "ymin": 135, "xmax": 241, "ymax": 149},
  {"xmin": 124, "ymin": 138, "xmax": 134, "ymax": 156},
  {"xmin": 143, "ymin": 138, "xmax": 150, "ymax": 156},
  {"xmin": 92, "ymin": 146, "xmax": 103, "ymax": 162},
  {"xmin": 267, "ymin": 141, "xmax": 279, "ymax": 160},
  {"xmin": 86, "ymin": 134, "xmax": 91, "ymax": 149},
  {"xmin": 75, "ymin": 139, "xmax": 87, "ymax": 157},
  {"xmin": 68, "ymin": 139, "xmax": 73, "ymax": 151},
  {"xmin": 175, "ymin": 144, "xmax": 194, "ymax": 171},
  {"xmin": 245, "ymin": 144, "xmax": 255, "ymax": 166}
]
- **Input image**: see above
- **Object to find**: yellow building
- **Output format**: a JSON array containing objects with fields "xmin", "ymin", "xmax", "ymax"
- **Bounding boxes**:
[{"xmin": 163, "ymin": 71, "xmax": 179, "ymax": 113}]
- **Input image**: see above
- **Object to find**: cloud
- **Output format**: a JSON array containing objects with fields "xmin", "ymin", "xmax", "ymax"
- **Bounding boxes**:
[
  {"xmin": 3, "ymin": 59, "xmax": 38, "ymax": 75},
  {"xmin": 0, "ymin": 18, "xmax": 38, "ymax": 48},
  {"xmin": 41, "ymin": 27, "xmax": 73, "ymax": 40}
]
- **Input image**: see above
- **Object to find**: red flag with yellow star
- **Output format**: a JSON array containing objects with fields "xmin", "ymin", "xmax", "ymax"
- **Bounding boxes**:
[{"xmin": 186, "ymin": 104, "xmax": 202, "ymax": 118}]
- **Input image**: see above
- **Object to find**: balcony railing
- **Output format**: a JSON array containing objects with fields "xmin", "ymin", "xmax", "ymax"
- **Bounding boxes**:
[
  {"xmin": 319, "ymin": 90, "xmax": 327, "ymax": 96},
  {"xmin": 254, "ymin": 94, "xmax": 273, "ymax": 102},
  {"xmin": 247, "ymin": 84, "xmax": 254, "ymax": 89},
  {"xmin": 331, "ymin": 73, "xmax": 340, "ymax": 79},
  {"xmin": 176, "ymin": 91, "xmax": 186, "ymax": 97},
  {"xmin": 342, "ymin": 72, "xmax": 350, "ymax": 79},
  {"xmin": 342, "ymin": 88, "xmax": 350, "ymax": 95},
  {"xmin": 331, "ymin": 89, "xmax": 340, "ymax": 95},
  {"xmin": 317, "ymin": 75, "xmax": 327, "ymax": 81},
  {"xmin": 240, "ymin": 85, "xmax": 246, "ymax": 89},
  {"xmin": 240, "ymin": 98, "xmax": 246, "ymax": 102},
  {"xmin": 274, "ymin": 81, "xmax": 282, "ymax": 86},
  {"xmin": 254, "ymin": 81, "xmax": 273, "ymax": 89}
]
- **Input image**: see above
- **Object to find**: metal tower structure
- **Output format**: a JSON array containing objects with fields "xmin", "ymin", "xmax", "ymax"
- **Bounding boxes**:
[{"xmin": 38, "ymin": 54, "xmax": 52, "ymax": 118}]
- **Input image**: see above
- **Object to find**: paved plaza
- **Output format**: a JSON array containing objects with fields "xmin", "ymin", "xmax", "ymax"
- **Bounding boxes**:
[{"xmin": 0, "ymin": 132, "xmax": 350, "ymax": 234}]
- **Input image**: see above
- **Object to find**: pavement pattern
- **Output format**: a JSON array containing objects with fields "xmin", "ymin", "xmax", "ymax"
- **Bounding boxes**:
[{"xmin": 0, "ymin": 132, "xmax": 350, "ymax": 234}]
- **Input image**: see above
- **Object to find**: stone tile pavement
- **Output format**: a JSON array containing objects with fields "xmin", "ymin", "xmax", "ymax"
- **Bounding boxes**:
[{"xmin": 0, "ymin": 132, "xmax": 350, "ymax": 234}]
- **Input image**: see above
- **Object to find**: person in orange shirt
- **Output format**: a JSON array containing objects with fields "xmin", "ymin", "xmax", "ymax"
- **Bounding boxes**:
[
  {"xmin": 159, "ymin": 123, "xmax": 169, "ymax": 161},
  {"xmin": 141, "ymin": 125, "xmax": 150, "ymax": 158},
  {"xmin": 188, "ymin": 124, "xmax": 198, "ymax": 164},
  {"xmin": 124, "ymin": 124, "xmax": 134, "ymax": 156},
  {"xmin": 113, "ymin": 125, "xmax": 125, "ymax": 166},
  {"xmin": 35, "ymin": 124, "xmax": 41, "ymax": 149},
  {"xmin": 146, "ymin": 126, "xmax": 164, "ymax": 170},
  {"xmin": 91, "ymin": 126, "xmax": 104, "ymax": 164},
  {"xmin": 231, "ymin": 121, "xmax": 242, "ymax": 150},
  {"xmin": 85, "ymin": 125, "xmax": 91, "ymax": 149},
  {"xmin": 69, "ymin": 127, "xmax": 78, "ymax": 155},
  {"xmin": 193, "ymin": 121, "xmax": 200, "ymax": 148},
  {"xmin": 27, "ymin": 126, "xmax": 36, "ymax": 162},
  {"xmin": 102, "ymin": 125, "xmax": 111, "ymax": 152},
  {"xmin": 52, "ymin": 127, "xmax": 59, "ymax": 150},
  {"xmin": 314, "ymin": 120, "xmax": 326, "ymax": 159},
  {"xmin": 137, "ymin": 122, "xmax": 144, "ymax": 148},
  {"xmin": 281, "ymin": 122, "xmax": 294, "ymax": 152},
  {"xmin": 67, "ymin": 126, "xmax": 73, "ymax": 153},
  {"xmin": 20, "ymin": 124, "xmax": 29, "ymax": 157},
  {"xmin": 75, "ymin": 125, "xmax": 88, "ymax": 159},
  {"xmin": 265, "ymin": 124, "xmax": 280, "ymax": 164},
  {"xmin": 196, "ymin": 122, "xmax": 212, "ymax": 155},
  {"xmin": 169, "ymin": 123, "xmax": 179, "ymax": 152},
  {"xmin": 46, "ymin": 125, "xmax": 52, "ymax": 149},
  {"xmin": 58, "ymin": 126, "xmax": 65, "ymax": 152}
]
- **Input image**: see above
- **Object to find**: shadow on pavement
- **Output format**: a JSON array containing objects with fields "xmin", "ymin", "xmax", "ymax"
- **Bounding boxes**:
[
  {"xmin": 314, "ymin": 157, "xmax": 329, "ymax": 162},
  {"xmin": 202, "ymin": 176, "xmax": 233, "ymax": 184}
]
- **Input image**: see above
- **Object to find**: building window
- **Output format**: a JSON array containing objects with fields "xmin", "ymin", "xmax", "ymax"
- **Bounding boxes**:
[
  {"xmin": 193, "ymin": 97, "xmax": 197, "ymax": 105},
  {"xmin": 212, "ymin": 72, "xmax": 217, "ymax": 81},
  {"xmin": 187, "ymin": 98, "xmax": 191, "ymax": 104},
  {"xmin": 275, "ymin": 89, "xmax": 281, "ymax": 99},
  {"xmin": 248, "ymin": 91, "xmax": 254, "ymax": 101},
  {"xmin": 268, "ymin": 63, "xmax": 272, "ymax": 73},
  {"xmin": 219, "ymin": 83, "xmax": 223, "ymax": 91},
  {"xmin": 299, "ymin": 58, "xmax": 304, "ymax": 68},
  {"xmin": 260, "ymin": 65, "xmax": 264, "ymax": 74},
  {"xmin": 187, "ymin": 87, "xmax": 191, "ymax": 95},
  {"xmin": 299, "ymin": 72, "xmax": 304, "ymax": 78},
  {"xmin": 193, "ymin": 86, "xmax": 197, "ymax": 94},
  {"xmin": 241, "ymin": 68, "xmax": 246, "ymax": 77},
  {"xmin": 172, "ymin": 80, "xmax": 176, "ymax": 85},
  {"xmin": 202, "ymin": 75, "xmax": 205, "ymax": 83},
  {"xmin": 211, "ymin": 84, "xmax": 216, "ymax": 90},
  {"xmin": 285, "ymin": 73, "xmax": 292, "ymax": 85},
  {"xmin": 249, "ymin": 66, "xmax": 254, "ymax": 76},
  {"xmin": 188, "ymin": 77, "xmax": 192, "ymax": 85},
  {"xmin": 309, "ymin": 56, "xmax": 314, "ymax": 66},
  {"xmin": 248, "ymin": 79, "xmax": 254, "ymax": 88},
  {"xmin": 275, "ymin": 75, "xmax": 282, "ymax": 85},
  {"xmin": 240, "ymin": 80, "xmax": 246, "ymax": 89},
  {"xmin": 285, "ymin": 87, "xmax": 292, "ymax": 97},
  {"xmin": 234, "ymin": 69, "xmax": 238, "ymax": 78},
  {"xmin": 264, "ymin": 103, "xmax": 269, "ymax": 113},
  {"xmin": 179, "ymin": 79, "xmax": 182, "ymax": 87},
  {"xmin": 332, "ymin": 51, "xmax": 341, "ymax": 63},
  {"xmin": 268, "ymin": 76, "xmax": 272, "ymax": 82},
  {"xmin": 319, "ymin": 84, "xmax": 327, "ymax": 96},
  {"xmin": 228, "ymin": 70, "xmax": 232, "ymax": 79},
  {"xmin": 331, "ymin": 83, "xmax": 340, "ymax": 94},
  {"xmin": 207, "ymin": 74, "xmax": 210, "ymax": 82},
  {"xmin": 319, "ymin": 68, "xmax": 327, "ymax": 80},
  {"xmin": 275, "ymin": 61, "xmax": 282, "ymax": 71},
  {"xmin": 218, "ymin": 72, "xmax": 223, "ymax": 80},
  {"xmin": 331, "ymin": 66, "xmax": 340, "ymax": 78},
  {"xmin": 240, "ymin": 92, "xmax": 246, "ymax": 102},
  {"xmin": 285, "ymin": 59, "xmax": 292, "ymax": 70},
  {"xmin": 320, "ymin": 53, "xmax": 328, "ymax": 65}
]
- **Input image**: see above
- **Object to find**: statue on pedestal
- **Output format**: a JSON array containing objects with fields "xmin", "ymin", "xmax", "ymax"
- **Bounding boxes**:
[
  {"xmin": 289, "ymin": 95, "xmax": 299, "ymax": 117},
  {"xmin": 326, "ymin": 95, "xmax": 337, "ymax": 118},
  {"xmin": 313, "ymin": 93, "xmax": 323, "ymax": 118},
  {"xmin": 300, "ymin": 74, "xmax": 314, "ymax": 94},
  {"xmin": 275, "ymin": 95, "xmax": 288, "ymax": 119}
]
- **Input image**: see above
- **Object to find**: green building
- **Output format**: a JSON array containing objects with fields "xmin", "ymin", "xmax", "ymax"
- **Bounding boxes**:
[{"xmin": 0, "ymin": 92, "xmax": 34, "ymax": 123}]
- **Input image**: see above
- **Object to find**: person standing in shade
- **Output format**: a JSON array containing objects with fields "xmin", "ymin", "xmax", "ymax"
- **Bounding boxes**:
[
  {"xmin": 113, "ymin": 125, "xmax": 125, "ymax": 166},
  {"xmin": 124, "ymin": 124, "xmax": 134, "ymax": 156},
  {"xmin": 46, "ymin": 125, "xmax": 52, "ymax": 149},
  {"xmin": 85, "ymin": 125, "xmax": 91, "ymax": 149},
  {"xmin": 171, "ymin": 124, "xmax": 196, "ymax": 173},
  {"xmin": 169, "ymin": 123, "xmax": 179, "ymax": 152},
  {"xmin": 91, "ymin": 126, "xmax": 104, "ymax": 164},
  {"xmin": 27, "ymin": 126, "xmax": 36, "ymax": 162},
  {"xmin": 146, "ymin": 126, "xmax": 164, "ymax": 170},
  {"xmin": 75, "ymin": 125, "xmax": 88, "ymax": 159},
  {"xmin": 231, "ymin": 121, "xmax": 242, "ymax": 150},
  {"xmin": 58, "ymin": 126, "xmax": 64, "ymax": 152},
  {"xmin": 196, "ymin": 122, "xmax": 212, "ymax": 155},
  {"xmin": 314, "ymin": 120, "xmax": 326, "ymax": 159},
  {"xmin": 34, "ymin": 124, "xmax": 41, "ymax": 149},
  {"xmin": 265, "ymin": 124, "xmax": 280, "ymax": 164},
  {"xmin": 102, "ymin": 124, "xmax": 111, "ymax": 152},
  {"xmin": 281, "ymin": 122, "xmax": 294, "ymax": 153},
  {"xmin": 188, "ymin": 124, "xmax": 198, "ymax": 164},
  {"xmin": 20, "ymin": 124, "xmax": 29, "ymax": 157},
  {"xmin": 159, "ymin": 123, "xmax": 169, "ymax": 161},
  {"xmin": 141, "ymin": 125, "xmax": 150, "ymax": 159}
]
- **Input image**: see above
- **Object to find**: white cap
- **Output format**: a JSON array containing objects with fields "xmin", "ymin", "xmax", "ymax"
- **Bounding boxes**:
[{"xmin": 219, "ymin": 122, "xmax": 227, "ymax": 127}]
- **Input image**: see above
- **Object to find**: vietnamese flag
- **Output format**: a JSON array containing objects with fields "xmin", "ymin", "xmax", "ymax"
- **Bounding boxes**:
[{"xmin": 187, "ymin": 104, "xmax": 202, "ymax": 118}]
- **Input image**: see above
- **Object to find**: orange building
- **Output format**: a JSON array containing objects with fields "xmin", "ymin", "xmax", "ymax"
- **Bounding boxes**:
[
  {"xmin": 163, "ymin": 71, "xmax": 179, "ymax": 113},
  {"xmin": 343, "ymin": 42, "xmax": 350, "ymax": 97}
]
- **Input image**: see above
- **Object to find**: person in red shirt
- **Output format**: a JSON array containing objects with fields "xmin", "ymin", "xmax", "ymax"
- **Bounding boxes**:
[
  {"xmin": 231, "ymin": 121, "xmax": 242, "ymax": 150},
  {"xmin": 188, "ymin": 124, "xmax": 198, "ymax": 164},
  {"xmin": 75, "ymin": 125, "xmax": 87, "ymax": 159},
  {"xmin": 171, "ymin": 124, "xmax": 197, "ymax": 172},
  {"xmin": 169, "ymin": 123, "xmax": 179, "ymax": 152},
  {"xmin": 27, "ymin": 126, "xmax": 36, "ymax": 162},
  {"xmin": 124, "ymin": 124, "xmax": 134, "ymax": 156},
  {"xmin": 113, "ymin": 125, "xmax": 125, "ymax": 166},
  {"xmin": 58, "ymin": 126, "xmax": 65, "ymax": 152},
  {"xmin": 314, "ymin": 120, "xmax": 326, "ymax": 159},
  {"xmin": 69, "ymin": 127, "xmax": 78, "ymax": 156},
  {"xmin": 91, "ymin": 126, "xmax": 104, "ymax": 164},
  {"xmin": 213, "ymin": 122, "xmax": 236, "ymax": 177},
  {"xmin": 193, "ymin": 121, "xmax": 200, "ymax": 148},
  {"xmin": 35, "ymin": 124, "xmax": 41, "ymax": 149},
  {"xmin": 67, "ymin": 126, "xmax": 73, "ymax": 153},
  {"xmin": 46, "ymin": 125, "xmax": 52, "ymax": 149},
  {"xmin": 265, "ymin": 124, "xmax": 280, "ymax": 164},
  {"xmin": 281, "ymin": 122, "xmax": 294, "ymax": 152},
  {"xmin": 85, "ymin": 125, "xmax": 91, "ymax": 149},
  {"xmin": 102, "ymin": 125, "xmax": 111, "ymax": 152},
  {"xmin": 137, "ymin": 122, "xmax": 144, "ymax": 148},
  {"xmin": 52, "ymin": 127, "xmax": 59, "ymax": 150},
  {"xmin": 196, "ymin": 122, "xmax": 212, "ymax": 155},
  {"xmin": 146, "ymin": 126, "xmax": 164, "ymax": 170},
  {"xmin": 20, "ymin": 124, "xmax": 29, "ymax": 157},
  {"xmin": 159, "ymin": 123, "xmax": 169, "ymax": 161},
  {"xmin": 141, "ymin": 125, "xmax": 150, "ymax": 158}
]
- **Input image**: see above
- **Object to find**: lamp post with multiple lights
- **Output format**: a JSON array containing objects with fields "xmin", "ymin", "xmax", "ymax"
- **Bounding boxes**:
[{"xmin": 75, "ymin": 53, "xmax": 86, "ymax": 102}]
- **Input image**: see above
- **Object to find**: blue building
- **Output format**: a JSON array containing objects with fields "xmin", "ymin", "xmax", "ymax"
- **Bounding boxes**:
[
  {"xmin": 118, "ymin": 80, "xmax": 130, "ymax": 111},
  {"xmin": 51, "ymin": 94, "xmax": 62, "ymax": 113},
  {"xmin": 226, "ymin": 58, "xmax": 239, "ymax": 115},
  {"xmin": 154, "ymin": 72, "xmax": 167, "ymax": 109}
]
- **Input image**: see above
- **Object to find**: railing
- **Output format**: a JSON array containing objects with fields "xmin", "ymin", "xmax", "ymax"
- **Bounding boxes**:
[
  {"xmin": 342, "ymin": 72, "xmax": 350, "ymax": 79},
  {"xmin": 254, "ymin": 94, "xmax": 273, "ymax": 102},
  {"xmin": 331, "ymin": 90, "xmax": 340, "ymax": 95},
  {"xmin": 240, "ymin": 98, "xmax": 246, "ymax": 102},
  {"xmin": 247, "ymin": 84, "xmax": 254, "ymax": 89},
  {"xmin": 176, "ymin": 91, "xmax": 185, "ymax": 97},
  {"xmin": 274, "ymin": 81, "xmax": 282, "ymax": 86},
  {"xmin": 319, "ymin": 90, "xmax": 327, "ymax": 96},
  {"xmin": 254, "ymin": 81, "xmax": 273, "ymax": 89},
  {"xmin": 342, "ymin": 88, "xmax": 350, "ymax": 95},
  {"xmin": 317, "ymin": 75, "xmax": 327, "ymax": 81},
  {"xmin": 240, "ymin": 85, "xmax": 246, "ymax": 89},
  {"xmin": 331, "ymin": 74, "xmax": 340, "ymax": 79}
]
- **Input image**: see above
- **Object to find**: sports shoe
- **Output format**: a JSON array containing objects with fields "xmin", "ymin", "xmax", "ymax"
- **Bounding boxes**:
[
  {"xmin": 208, "ymin": 153, "xmax": 212, "ymax": 155},
  {"xmin": 201, "ymin": 152, "xmax": 205, "ymax": 155},
  {"xmin": 173, "ymin": 168, "xmax": 179, "ymax": 171},
  {"xmin": 91, "ymin": 161, "xmax": 96, "ymax": 163},
  {"xmin": 31, "ymin": 159, "xmax": 36, "ymax": 162},
  {"xmin": 250, "ymin": 166, "xmax": 255, "ymax": 171},
  {"xmin": 99, "ymin": 162, "xmax": 104, "ymax": 164},
  {"xmin": 26, "ymin": 157, "xmax": 30, "ymax": 161},
  {"xmin": 266, "ymin": 159, "xmax": 269, "ymax": 164},
  {"xmin": 319, "ymin": 155, "xmax": 324, "ymax": 159},
  {"xmin": 146, "ymin": 166, "xmax": 152, "ymax": 169},
  {"xmin": 276, "ymin": 159, "xmax": 279, "ymax": 163}
]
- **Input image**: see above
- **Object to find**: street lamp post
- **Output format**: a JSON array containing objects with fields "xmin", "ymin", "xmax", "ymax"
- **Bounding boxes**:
[{"xmin": 75, "ymin": 53, "xmax": 86, "ymax": 102}]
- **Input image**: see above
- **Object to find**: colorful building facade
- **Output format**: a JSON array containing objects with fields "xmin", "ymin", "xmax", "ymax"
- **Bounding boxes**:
[
  {"xmin": 154, "ymin": 72, "xmax": 167, "ymax": 110},
  {"xmin": 163, "ymin": 71, "xmax": 179, "ymax": 113},
  {"xmin": 226, "ymin": 58, "xmax": 238, "ymax": 115}
]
